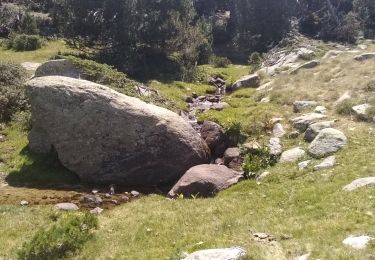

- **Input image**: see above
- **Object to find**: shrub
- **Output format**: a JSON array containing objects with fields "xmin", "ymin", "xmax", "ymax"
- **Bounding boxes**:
[
  {"xmin": 209, "ymin": 55, "xmax": 231, "ymax": 68},
  {"xmin": 248, "ymin": 52, "xmax": 262, "ymax": 73},
  {"xmin": 18, "ymin": 213, "xmax": 98, "ymax": 260},
  {"xmin": 223, "ymin": 121, "xmax": 247, "ymax": 146},
  {"xmin": 335, "ymin": 99, "xmax": 356, "ymax": 116},
  {"xmin": 242, "ymin": 147, "xmax": 277, "ymax": 179},
  {"xmin": 7, "ymin": 34, "xmax": 45, "ymax": 51},
  {"xmin": 0, "ymin": 62, "xmax": 29, "ymax": 122}
]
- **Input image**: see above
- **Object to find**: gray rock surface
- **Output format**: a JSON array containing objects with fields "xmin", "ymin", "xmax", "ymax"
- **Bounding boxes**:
[
  {"xmin": 314, "ymin": 156, "xmax": 336, "ymax": 171},
  {"xmin": 269, "ymin": 137, "xmax": 282, "ymax": 156},
  {"xmin": 352, "ymin": 104, "xmax": 372, "ymax": 121},
  {"xmin": 342, "ymin": 235, "xmax": 374, "ymax": 249},
  {"xmin": 35, "ymin": 59, "xmax": 81, "ymax": 78},
  {"xmin": 343, "ymin": 177, "xmax": 375, "ymax": 191},
  {"xmin": 298, "ymin": 160, "xmax": 311, "ymax": 170},
  {"xmin": 308, "ymin": 128, "xmax": 347, "ymax": 158},
  {"xmin": 293, "ymin": 101, "xmax": 317, "ymax": 113},
  {"xmin": 315, "ymin": 106, "xmax": 327, "ymax": 114},
  {"xmin": 27, "ymin": 76, "xmax": 210, "ymax": 186},
  {"xmin": 304, "ymin": 121, "xmax": 335, "ymax": 142},
  {"xmin": 200, "ymin": 121, "xmax": 227, "ymax": 157},
  {"xmin": 290, "ymin": 113, "xmax": 327, "ymax": 132},
  {"xmin": 354, "ymin": 52, "xmax": 375, "ymax": 61},
  {"xmin": 273, "ymin": 123, "xmax": 286, "ymax": 138},
  {"xmin": 182, "ymin": 247, "xmax": 246, "ymax": 260},
  {"xmin": 290, "ymin": 60, "xmax": 320, "ymax": 74},
  {"xmin": 223, "ymin": 147, "xmax": 241, "ymax": 165},
  {"xmin": 280, "ymin": 147, "xmax": 305, "ymax": 163},
  {"xmin": 55, "ymin": 203, "xmax": 79, "ymax": 211},
  {"xmin": 231, "ymin": 74, "xmax": 260, "ymax": 90},
  {"xmin": 168, "ymin": 164, "xmax": 243, "ymax": 197}
]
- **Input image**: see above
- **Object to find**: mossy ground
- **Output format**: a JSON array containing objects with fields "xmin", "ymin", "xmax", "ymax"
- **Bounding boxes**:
[{"xmin": 1, "ymin": 41, "xmax": 375, "ymax": 259}]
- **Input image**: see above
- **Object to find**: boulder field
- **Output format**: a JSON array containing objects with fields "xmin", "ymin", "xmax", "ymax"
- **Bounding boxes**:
[{"xmin": 26, "ymin": 76, "xmax": 210, "ymax": 186}]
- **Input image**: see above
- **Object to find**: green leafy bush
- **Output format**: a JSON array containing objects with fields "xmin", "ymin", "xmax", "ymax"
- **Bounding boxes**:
[
  {"xmin": 242, "ymin": 147, "xmax": 277, "ymax": 179},
  {"xmin": 248, "ymin": 52, "xmax": 262, "ymax": 73},
  {"xmin": 7, "ymin": 34, "xmax": 45, "ymax": 51},
  {"xmin": 0, "ymin": 62, "xmax": 29, "ymax": 122},
  {"xmin": 209, "ymin": 55, "xmax": 231, "ymax": 68},
  {"xmin": 18, "ymin": 213, "xmax": 98, "ymax": 260},
  {"xmin": 223, "ymin": 121, "xmax": 247, "ymax": 146}
]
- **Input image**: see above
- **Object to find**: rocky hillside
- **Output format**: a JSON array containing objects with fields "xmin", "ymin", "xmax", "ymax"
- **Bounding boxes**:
[{"xmin": 0, "ymin": 36, "xmax": 375, "ymax": 259}]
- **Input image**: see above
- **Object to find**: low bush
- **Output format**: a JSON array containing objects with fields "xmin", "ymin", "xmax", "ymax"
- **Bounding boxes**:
[
  {"xmin": 223, "ymin": 121, "xmax": 247, "ymax": 146},
  {"xmin": 6, "ymin": 34, "xmax": 45, "ymax": 51},
  {"xmin": 241, "ymin": 147, "xmax": 277, "ymax": 179},
  {"xmin": 0, "ymin": 62, "xmax": 29, "ymax": 123},
  {"xmin": 18, "ymin": 213, "xmax": 98, "ymax": 260},
  {"xmin": 209, "ymin": 55, "xmax": 231, "ymax": 68},
  {"xmin": 335, "ymin": 99, "xmax": 357, "ymax": 116},
  {"xmin": 248, "ymin": 52, "xmax": 262, "ymax": 73}
]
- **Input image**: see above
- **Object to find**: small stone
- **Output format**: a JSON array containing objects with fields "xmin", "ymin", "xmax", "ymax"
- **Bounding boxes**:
[
  {"xmin": 253, "ymin": 232, "xmax": 275, "ymax": 243},
  {"xmin": 314, "ymin": 156, "xmax": 336, "ymax": 171},
  {"xmin": 92, "ymin": 189, "xmax": 99, "ymax": 194},
  {"xmin": 293, "ymin": 101, "xmax": 318, "ymax": 113},
  {"xmin": 343, "ymin": 177, "xmax": 375, "ymax": 191},
  {"xmin": 0, "ymin": 134, "xmax": 5, "ymax": 142},
  {"xmin": 260, "ymin": 97, "xmax": 270, "ymax": 103},
  {"xmin": 55, "ymin": 203, "xmax": 79, "ymax": 211},
  {"xmin": 273, "ymin": 123, "xmax": 286, "ymax": 138},
  {"xmin": 131, "ymin": 190, "xmax": 140, "ymax": 197},
  {"xmin": 105, "ymin": 193, "xmax": 111, "ymax": 198},
  {"xmin": 120, "ymin": 195, "xmax": 130, "ymax": 202},
  {"xmin": 343, "ymin": 235, "xmax": 374, "ymax": 249},
  {"xmin": 298, "ymin": 160, "xmax": 311, "ymax": 170},
  {"xmin": 296, "ymin": 253, "xmax": 310, "ymax": 260},
  {"xmin": 90, "ymin": 207, "xmax": 103, "ymax": 215},
  {"xmin": 269, "ymin": 137, "xmax": 282, "ymax": 156},
  {"xmin": 20, "ymin": 200, "xmax": 29, "ymax": 206},
  {"xmin": 290, "ymin": 113, "xmax": 327, "ymax": 132},
  {"xmin": 256, "ymin": 171, "xmax": 270, "ymax": 183},
  {"xmin": 223, "ymin": 147, "xmax": 241, "ymax": 165},
  {"xmin": 242, "ymin": 141, "xmax": 262, "ymax": 154},
  {"xmin": 280, "ymin": 147, "xmax": 305, "ymax": 163},
  {"xmin": 315, "ymin": 106, "xmax": 327, "ymax": 114},
  {"xmin": 182, "ymin": 247, "xmax": 246, "ymax": 260},
  {"xmin": 215, "ymin": 158, "xmax": 224, "ymax": 165},
  {"xmin": 352, "ymin": 104, "xmax": 372, "ymax": 121},
  {"xmin": 83, "ymin": 194, "xmax": 103, "ymax": 205}
]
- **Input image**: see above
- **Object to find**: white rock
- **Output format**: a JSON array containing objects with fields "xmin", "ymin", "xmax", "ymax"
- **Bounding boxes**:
[
  {"xmin": 298, "ymin": 160, "xmax": 311, "ymax": 170},
  {"xmin": 280, "ymin": 147, "xmax": 305, "ymax": 163},
  {"xmin": 20, "ymin": 200, "xmax": 29, "ymax": 206},
  {"xmin": 296, "ymin": 253, "xmax": 310, "ymax": 260},
  {"xmin": 273, "ymin": 123, "xmax": 286, "ymax": 138},
  {"xmin": 343, "ymin": 235, "xmax": 374, "ymax": 249},
  {"xmin": 269, "ymin": 137, "xmax": 282, "ymax": 156},
  {"xmin": 314, "ymin": 156, "xmax": 336, "ymax": 171},
  {"xmin": 315, "ymin": 106, "xmax": 327, "ymax": 114},
  {"xmin": 90, "ymin": 207, "xmax": 104, "ymax": 215},
  {"xmin": 343, "ymin": 177, "xmax": 375, "ymax": 191},
  {"xmin": 352, "ymin": 104, "xmax": 372, "ymax": 121},
  {"xmin": 55, "ymin": 203, "xmax": 79, "ymax": 211},
  {"xmin": 256, "ymin": 171, "xmax": 271, "ymax": 183},
  {"xmin": 354, "ymin": 52, "xmax": 375, "ymax": 61},
  {"xmin": 182, "ymin": 247, "xmax": 246, "ymax": 260}
]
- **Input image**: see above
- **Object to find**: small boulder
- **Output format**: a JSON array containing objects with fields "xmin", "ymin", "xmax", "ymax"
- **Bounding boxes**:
[
  {"xmin": 308, "ymin": 128, "xmax": 347, "ymax": 158},
  {"xmin": 315, "ymin": 106, "xmax": 327, "ymax": 114},
  {"xmin": 290, "ymin": 113, "xmax": 327, "ymax": 132},
  {"xmin": 298, "ymin": 160, "xmax": 311, "ymax": 170},
  {"xmin": 182, "ymin": 247, "xmax": 246, "ymax": 260},
  {"xmin": 304, "ymin": 121, "xmax": 335, "ymax": 142},
  {"xmin": 35, "ymin": 59, "xmax": 81, "ymax": 78},
  {"xmin": 55, "ymin": 203, "xmax": 79, "ymax": 211},
  {"xmin": 200, "ymin": 121, "xmax": 227, "ymax": 157},
  {"xmin": 290, "ymin": 60, "xmax": 320, "ymax": 74},
  {"xmin": 20, "ymin": 200, "xmax": 29, "ymax": 206},
  {"xmin": 90, "ymin": 207, "xmax": 104, "ymax": 215},
  {"xmin": 343, "ymin": 177, "xmax": 375, "ymax": 191},
  {"xmin": 293, "ymin": 101, "xmax": 318, "ymax": 113},
  {"xmin": 313, "ymin": 156, "xmax": 336, "ymax": 171},
  {"xmin": 131, "ymin": 190, "xmax": 140, "ymax": 197},
  {"xmin": 223, "ymin": 147, "xmax": 241, "ymax": 165},
  {"xmin": 269, "ymin": 137, "xmax": 282, "ymax": 156},
  {"xmin": 354, "ymin": 52, "xmax": 375, "ymax": 61},
  {"xmin": 280, "ymin": 147, "xmax": 305, "ymax": 163},
  {"xmin": 273, "ymin": 123, "xmax": 286, "ymax": 138},
  {"xmin": 352, "ymin": 104, "xmax": 372, "ymax": 121},
  {"xmin": 83, "ymin": 195, "xmax": 103, "ymax": 205},
  {"xmin": 231, "ymin": 74, "xmax": 260, "ymax": 90},
  {"xmin": 168, "ymin": 165, "xmax": 243, "ymax": 198},
  {"xmin": 342, "ymin": 235, "xmax": 374, "ymax": 249}
]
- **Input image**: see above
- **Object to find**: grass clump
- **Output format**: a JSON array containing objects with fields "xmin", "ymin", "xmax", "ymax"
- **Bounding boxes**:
[
  {"xmin": 335, "ymin": 99, "xmax": 357, "ymax": 116},
  {"xmin": 18, "ymin": 213, "xmax": 98, "ymax": 260}
]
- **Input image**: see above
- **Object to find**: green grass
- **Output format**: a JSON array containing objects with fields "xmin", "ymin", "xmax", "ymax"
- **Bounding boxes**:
[
  {"xmin": 0, "ymin": 40, "xmax": 70, "ymax": 64},
  {"xmin": 200, "ymin": 64, "xmax": 250, "ymax": 85}
]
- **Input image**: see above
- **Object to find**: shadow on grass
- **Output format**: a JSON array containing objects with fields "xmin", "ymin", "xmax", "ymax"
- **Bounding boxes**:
[{"xmin": 5, "ymin": 147, "xmax": 81, "ymax": 189}]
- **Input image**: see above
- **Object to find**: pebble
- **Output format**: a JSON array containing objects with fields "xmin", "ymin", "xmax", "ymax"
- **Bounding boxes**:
[
  {"xmin": 20, "ymin": 200, "xmax": 29, "ymax": 206},
  {"xmin": 90, "ymin": 207, "xmax": 104, "ymax": 215}
]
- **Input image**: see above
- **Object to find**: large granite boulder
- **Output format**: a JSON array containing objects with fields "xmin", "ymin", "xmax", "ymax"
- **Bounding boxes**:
[
  {"xmin": 34, "ymin": 59, "xmax": 81, "ymax": 78},
  {"xmin": 27, "ymin": 76, "xmax": 210, "ymax": 186},
  {"xmin": 168, "ymin": 164, "xmax": 243, "ymax": 197},
  {"xmin": 230, "ymin": 74, "xmax": 260, "ymax": 90},
  {"xmin": 308, "ymin": 128, "xmax": 347, "ymax": 158}
]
